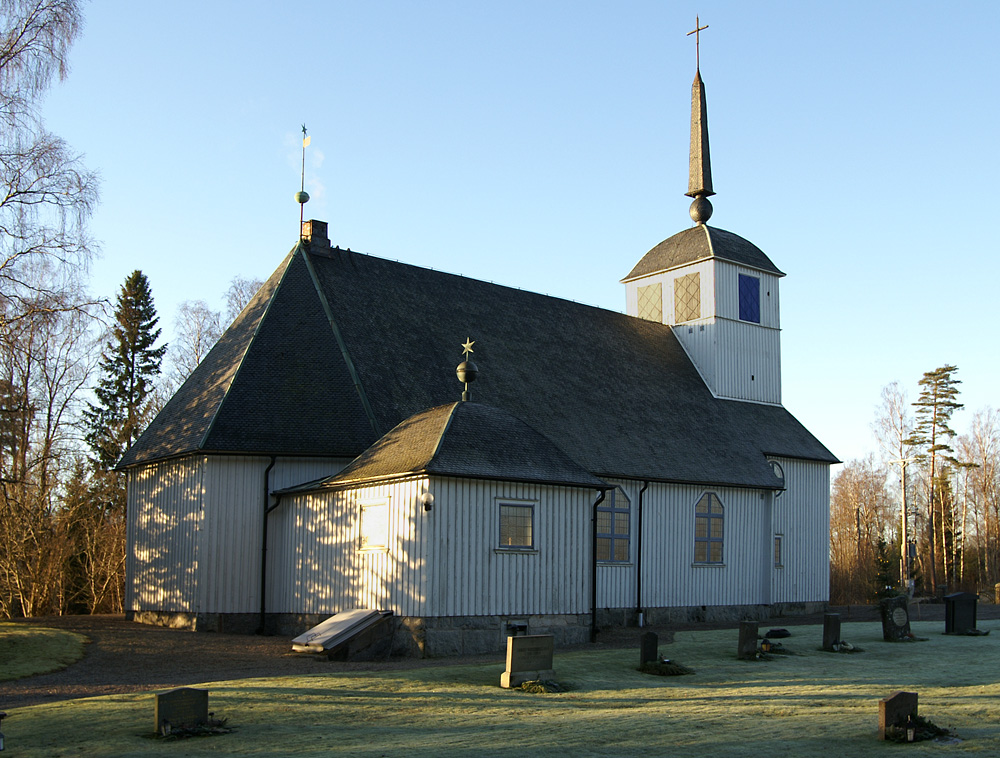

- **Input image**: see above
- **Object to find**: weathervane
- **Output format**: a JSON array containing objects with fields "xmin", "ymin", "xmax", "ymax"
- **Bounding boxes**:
[
  {"xmin": 686, "ymin": 16, "xmax": 708, "ymax": 71},
  {"xmin": 456, "ymin": 338, "xmax": 478, "ymax": 402},
  {"xmin": 295, "ymin": 124, "xmax": 312, "ymax": 235}
]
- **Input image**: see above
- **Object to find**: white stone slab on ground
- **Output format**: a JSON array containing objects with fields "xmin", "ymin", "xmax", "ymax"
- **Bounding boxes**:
[{"xmin": 291, "ymin": 609, "xmax": 384, "ymax": 653}]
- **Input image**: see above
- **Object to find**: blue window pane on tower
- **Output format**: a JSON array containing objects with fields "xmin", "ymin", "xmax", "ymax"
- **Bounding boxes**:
[{"xmin": 738, "ymin": 274, "xmax": 760, "ymax": 323}]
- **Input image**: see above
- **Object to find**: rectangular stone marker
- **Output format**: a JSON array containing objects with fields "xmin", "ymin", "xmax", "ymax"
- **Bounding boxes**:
[
  {"xmin": 737, "ymin": 621, "xmax": 759, "ymax": 660},
  {"xmin": 500, "ymin": 634, "xmax": 555, "ymax": 688},
  {"xmin": 822, "ymin": 612, "xmax": 841, "ymax": 651},
  {"xmin": 640, "ymin": 631, "xmax": 658, "ymax": 665},
  {"xmin": 154, "ymin": 687, "xmax": 208, "ymax": 732},
  {"xmin": 944, "ymin": 592, "xmax": 978, "ymax": 634},
  {"xmin": 879, "ymin": 595, "xmax": 911, "ymax": 641},
  {"xmin": 879, "ymin": 690, "xmax": 918, "ymax": 740}
]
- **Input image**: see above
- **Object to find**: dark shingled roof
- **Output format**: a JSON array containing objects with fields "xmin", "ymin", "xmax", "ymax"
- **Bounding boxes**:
[
  {"xmin": 622, "ymin": 225, "xmax": 784, "ymax": 282},
  {"xmin": 279, "ymin": 401, "xmax": 609, "ymax": 493},
  {"xmin": 121, "ymin": 237, "xmax": 836, "ymax": 487}
]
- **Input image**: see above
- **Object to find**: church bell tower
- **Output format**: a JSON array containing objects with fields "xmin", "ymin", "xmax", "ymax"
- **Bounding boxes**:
[{"xmin": 622, "ymin": 20, "xmax": 784, "ymax": 406}]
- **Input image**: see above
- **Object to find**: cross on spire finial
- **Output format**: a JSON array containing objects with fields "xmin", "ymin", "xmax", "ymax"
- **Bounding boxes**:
[{"xmin": 686, "ymin": 16, "xmax": 709, "ymax": 71}]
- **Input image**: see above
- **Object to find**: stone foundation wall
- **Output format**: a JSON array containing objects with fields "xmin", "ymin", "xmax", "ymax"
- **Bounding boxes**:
[
  {"xmin": 129, "ymin": 610, "xmax": 261, "ymax": 634},
  {"xmin": 600, "ymin": 601, "xmax": 827, "ymax": 628},
  {"xmin": 395, "ymin": 613, "xmax": 591, "ymax": 657},
  {"xmin": 130, "ymin": 601, "xmax": 827, "ymax": 656}
]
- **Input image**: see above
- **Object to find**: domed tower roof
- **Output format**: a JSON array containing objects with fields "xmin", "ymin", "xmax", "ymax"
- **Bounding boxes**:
[{"xmin": 621, "ymin": 224, "xmax": 784, "ymax": 283}]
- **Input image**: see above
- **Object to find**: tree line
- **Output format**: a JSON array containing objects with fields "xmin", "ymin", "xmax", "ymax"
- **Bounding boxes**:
[
  {"xmin": 0, "ymin": 0, "xmax": 261, "ymax": 618},
  {"xmin": 830, "ymin": 366, "xmax": 999, "ymax": 604}
]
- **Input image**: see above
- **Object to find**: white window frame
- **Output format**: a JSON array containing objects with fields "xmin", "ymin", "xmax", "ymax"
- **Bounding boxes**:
[
  {"xmin": 359, "ymin": 496, "xmax": 390, "ymax": 552},
  {"xmin": 496, "ymin": 499, "xmax": 537, "ymax": 552},
  {"xmin": 693, "ymin": 492, "xmax": 724, "ymax": 566},
  {"xmin": 596, "ymin": 487, "xmax": 631, "ymax": 564}
]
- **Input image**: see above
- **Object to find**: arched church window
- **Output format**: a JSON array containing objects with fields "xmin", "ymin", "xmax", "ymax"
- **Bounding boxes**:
[
  {"xmin": 597, "ymin": 487, "xmax": 631, "ymax": 562},
  {"xmin": 694, "ymin": 492, "xmax": 724, "ymax": 564}
]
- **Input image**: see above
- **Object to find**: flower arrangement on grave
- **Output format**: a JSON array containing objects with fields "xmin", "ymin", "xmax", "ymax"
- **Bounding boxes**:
[
  {"xmin": 883, "ymin": 715, "xmax": 953, "ymax": 744},
  {"xmin": 637, "ymin": 658, "xmax": 695, "ymax": 676}
]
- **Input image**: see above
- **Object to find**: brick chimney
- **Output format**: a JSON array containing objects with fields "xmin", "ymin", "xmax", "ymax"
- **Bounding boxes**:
[{"xmin": 300, "ymin": 219, "xmax": 330, "ymax": 250}]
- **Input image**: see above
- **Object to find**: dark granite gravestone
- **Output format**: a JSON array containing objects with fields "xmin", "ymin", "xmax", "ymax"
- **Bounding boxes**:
[
  {"xmin": 737, "ymin": 621, "xmax": 759, "ymax": 660},
  {"xmin": 500, "ymin": 634, "xmax": 555, "ymax": 688},
  {"xmin": 879, "ymin": 691, "xmax": 918, "ymax": 740},
  {"xmin": 879, "ymin": 596, "xmax": 911, "ymax": 641},
  {"xmin": 822, "ymin": 613, "xmax": 841, "ymax": 651},
  {"xmin": 640, "ymin": 631, "xmax": 659, "ymax": 665},
  {"xmin": 154, "ymin": 687, "xmax": 208, "ymax": 733},
  {"xmin": 944, "ymin": 592, "xmax": 978, "ymax": 635}
]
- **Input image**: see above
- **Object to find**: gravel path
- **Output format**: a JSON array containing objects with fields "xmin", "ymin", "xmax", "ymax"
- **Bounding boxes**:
[{"xmin": 3, "ymin": 602, "xmax": 993, "ymax": 711}]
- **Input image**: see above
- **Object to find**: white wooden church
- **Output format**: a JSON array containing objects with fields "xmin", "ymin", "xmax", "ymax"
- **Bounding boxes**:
[{"xmin": 119, "ymin": 61, "xmax": 836, "ymax": 656}]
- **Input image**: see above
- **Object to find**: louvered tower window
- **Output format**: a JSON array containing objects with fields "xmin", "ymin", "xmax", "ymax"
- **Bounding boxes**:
[
  {"xmin": 674, "ymin": 272, "xmax": 701, "ymax": 322},
  {"xmin": 738, "ymin": 274, "xmax": 760, "ymax": 323},
  {"xmin": 637, "ymin": 283, "xmax": 663, "ymax": 322}
]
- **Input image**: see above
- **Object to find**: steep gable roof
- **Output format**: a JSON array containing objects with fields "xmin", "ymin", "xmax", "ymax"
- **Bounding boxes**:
[
  {"xmin": 121, "ymin": 236, "xmax": 836, "ymax": 487},
  {"xmin": 279, "ymin": 401, "xmax": 609, "ymax": 493},
  {"xmin": 622, "ymin": 225, "xmax": 784, "ymax": 282},
  {"xmin": 118, "ymin": 246, "xmax": 376, "ymax": 467}
]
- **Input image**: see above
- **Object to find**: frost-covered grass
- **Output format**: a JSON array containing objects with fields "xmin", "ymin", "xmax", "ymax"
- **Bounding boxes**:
[
  {"xmin": 6, "ymin": 620, "xmax": 1000, "ymax": 757},
  {"xmin": 0, "ymin": 623, "xmax": 87, "ymax": 682}
]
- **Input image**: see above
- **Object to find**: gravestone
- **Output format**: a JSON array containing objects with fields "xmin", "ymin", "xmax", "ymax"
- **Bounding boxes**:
[
  {"xmin": 500, "ymin": 634, "xmax": 555, "ymax": 688},
  {"xmin": 879, "ymin": 690, "xmax": 918, "ymax": 740},
  {"xmin": 737, "ymin": 621, "xmax": 759, "ymax": 660},
  {"xmin": 944, "ymin": 592, "xmax": 978, "ymax": 635},
  {"xmin": 879, "ymin": 596, "xmax": 911, "ymax": 641},
  {"xmin": 640, "ymin": 631, "xmax": 659, "ymax": 665},
  {"xmin": 822, "ymin": 613, "xmax": 841, "ymax": 651},
  {"xmin": 154, "ymin": 687, "xmax": 208, "ymax": 733}
]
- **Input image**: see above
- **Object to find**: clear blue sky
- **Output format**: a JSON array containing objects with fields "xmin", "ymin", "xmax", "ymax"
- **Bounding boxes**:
[{"xmin": 41, "ymin": 1, "xmax": 1000, "ymax": 467}]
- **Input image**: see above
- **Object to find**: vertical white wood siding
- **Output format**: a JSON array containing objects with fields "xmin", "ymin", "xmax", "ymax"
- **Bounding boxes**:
[
  {"xmin": 770, "ymin": 457, "xmax": 831, "ymax": 604},
  {"xmin": 672, "ymin": 318, "xmax": 781, "ymax": 404},
  {"xmin": 594, "ymin": 479, "xmax": 639, "ymax": 610},
  {"xmin": 427, "ymin": 479, "xmax": 594, "ymax": 617},
  {"xmin": 714, "ymin": 262, "xmax": 780, "ymax": 327},
  {"xmin": 624, "ymin": 259, "xmax": 717, "ymax": 327},
  {"xmin": 268, "ymin": 477, "xmax": 598, "ymax": 618},
  {"xmin": 267, "ymin": 478, "xmax": 428, "ymax": 616},
  {"xmin": 128, "ymin": 455, "xmax": 346, "ymax": 615},
  {"xmin": 636, "ymin": 483, "xmax": 771, "ymax": 608},
  {"xmin": 126, "ymin": 457, "xmax": 205, "ymax": 612}
]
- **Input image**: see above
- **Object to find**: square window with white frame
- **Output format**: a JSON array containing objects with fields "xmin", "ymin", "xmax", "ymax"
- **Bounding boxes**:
[{"xmin": 498, "ymin": 502, "xmax": 534, "ymax": 549}]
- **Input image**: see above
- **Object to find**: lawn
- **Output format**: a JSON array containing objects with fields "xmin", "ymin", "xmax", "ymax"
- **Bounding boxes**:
[
  {"xmin": 5, "ymin": 619, "xmax": 1000, "ymax": 757},
  {"xmin": 0, "ymin": 623, "xmax": 88, "ymax": 681}
]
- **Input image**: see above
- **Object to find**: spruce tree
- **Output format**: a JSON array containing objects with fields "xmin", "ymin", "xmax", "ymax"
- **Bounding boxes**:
[
  {"xmin": 905, "ymin": 365, "xmax": 963, "ymax": 593},
  {"xmin": 85, "ymin": 271, "xmax": 167, "ymax": 470}
]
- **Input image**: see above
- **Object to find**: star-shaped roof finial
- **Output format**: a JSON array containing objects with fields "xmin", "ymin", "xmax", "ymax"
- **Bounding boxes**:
[{"xmin": 461, "ymin": 338, "xmax": 475, "ymax": 358}]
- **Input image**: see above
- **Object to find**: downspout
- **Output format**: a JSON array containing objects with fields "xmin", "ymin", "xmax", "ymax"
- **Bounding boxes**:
[
  {"xmin": 635, "ymin": 481, "xmax": 649, "ymax": 627},
  {"xmin": 591, "ymin": 489, "xmax": 607, "ymax": 643},
  {"xmin": 257, "ymin": 456, "xmax": 277, "ymax": 635}
]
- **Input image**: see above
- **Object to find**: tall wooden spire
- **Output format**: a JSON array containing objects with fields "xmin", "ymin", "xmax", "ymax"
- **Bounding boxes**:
[{"xmin": 685, "ymin": 17, "xmax": 714, "ymax": 224}]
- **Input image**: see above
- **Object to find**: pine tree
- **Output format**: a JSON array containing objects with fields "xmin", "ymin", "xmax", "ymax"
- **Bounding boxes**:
[
  {"xmin": 85, "ymin": 271, "xmax": 166, "ymax": 470},
  {"xmin": 906, "ymin": 365, "xmax": 963, "ymax": 593}
]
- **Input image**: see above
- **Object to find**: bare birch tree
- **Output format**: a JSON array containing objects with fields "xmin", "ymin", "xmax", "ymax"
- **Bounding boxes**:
[
  {"xmin": 224, "ymin": 275, "xmax": 263, "ymax": 324},
  {"xmin": 0, "ymin": 0, "xmax": 98, "ymax": 323}
]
